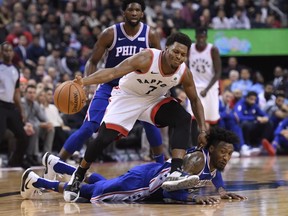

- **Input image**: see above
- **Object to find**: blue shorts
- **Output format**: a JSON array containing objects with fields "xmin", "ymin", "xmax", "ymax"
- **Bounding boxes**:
[{"xmin": 85, "ymin": 84, "xmax": 113, "ymax": 123}]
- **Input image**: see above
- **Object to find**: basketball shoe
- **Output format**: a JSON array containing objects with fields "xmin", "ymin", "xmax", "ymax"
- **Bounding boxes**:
[
  {"xmin": 42, "ymin": 152, "xmax": 60, "ymax": 180},
  {"xmin": 161, "ymin": 170, "xmax": 200, "ymax": 192},
  {"xmin": 20, "ymin": 168, "xmax": 42, "ymax": 199},
  {"xmin": 63, "ymin": 169, "xmax": 84, "ymax": 202}
]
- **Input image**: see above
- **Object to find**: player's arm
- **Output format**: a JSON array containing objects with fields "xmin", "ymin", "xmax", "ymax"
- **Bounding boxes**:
[
  {"xmin": 163, "ymin": 190, "xmax": 220, "ymax": 205},
  {"xmin": 148, "ymin": 27, "xmax": 161, "ymax": 49},
  {"xmin": 79, "ymin": 49, "xmax": 152, "ymax": 86},
  {"xmin": 84, "ymin": 27, "xmax": 114, "ymax": 77},
  {"xmin": 201, "ymin": 46, "xmax": 222, "ymax": 96},
  {"xmin": 213, "ymin": 171, "xmax": 247, "ymax": 200},
  {"xmin": 182, "ymin": 68, "xmax": 207, "ymax": 147}
]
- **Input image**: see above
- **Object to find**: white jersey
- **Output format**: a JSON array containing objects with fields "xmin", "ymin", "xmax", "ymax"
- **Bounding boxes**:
[
  {"xmin": 187, "ymin": 43, "xmax": 220, "ymax": 122},
  {"xmin": 119, "ymin": 48, "xmax": 187, "ymax": 97},
  {"xmin": 102, "ymin": 48, "xmax": 187, "ymax": 135},
  {"xmin": 189, "ymin": 43, "xmax": 218, "ymax": 89}
]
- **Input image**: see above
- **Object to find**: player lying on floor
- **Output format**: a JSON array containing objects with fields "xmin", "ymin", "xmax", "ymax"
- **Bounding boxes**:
[{"xmin": 20, "ymin": 127, "xmax": 246, "ymax": 204}]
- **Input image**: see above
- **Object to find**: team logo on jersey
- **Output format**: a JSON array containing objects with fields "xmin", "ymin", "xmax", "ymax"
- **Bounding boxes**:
[
  {"xmin": 190, "ymin": 58, "xmax": 211, "ymax": 74},
  {"xmin": 116, "ymin": 46, "xmax": 144, "ymax": 57}
]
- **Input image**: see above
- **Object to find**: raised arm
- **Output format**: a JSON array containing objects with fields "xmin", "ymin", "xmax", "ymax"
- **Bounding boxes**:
[
  {"xmin": 182, "ymin": 68, "xmax": 208, "ymax": 147},
  {"xmin": 78, "ymin": 49, "xmax": 153, "ymax": 86},
  {"xmin": 148, "ymin": 27, "xmax": 161, "ymax": 49},
  {"xmin": 84, "ymin": 27, "xmax": 114, "ymax": 77}
]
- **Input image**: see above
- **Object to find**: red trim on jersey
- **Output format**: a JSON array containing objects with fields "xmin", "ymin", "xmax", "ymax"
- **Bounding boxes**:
[
  {"xmin": 191, "ymin": 116, "xmax": 219, "ymax": 124},
  {"xmin": 150, "ymin": 97, "xmax": 177, "ymax": 126},
  {"xmin": 105, "ymin": 123, "xmax": 129, "ymax": 137}
]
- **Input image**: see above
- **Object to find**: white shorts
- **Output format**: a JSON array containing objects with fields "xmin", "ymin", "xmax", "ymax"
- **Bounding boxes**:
[
  {"xmin": 188, "ymin": 86, "xmax": 220, "ymax": 123},
  {"xmin": 102, "ymin": 87, "xmax": 174, "ymax": 136}
]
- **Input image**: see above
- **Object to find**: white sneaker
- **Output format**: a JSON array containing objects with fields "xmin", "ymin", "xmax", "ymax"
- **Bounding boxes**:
[
  {"xmin": 20, "ymin": 169, "xmax": 42, "ymax": 199},
  {"xmin": 231, "ymin": 151, "xmax": 240, "ymax": 158},
  {"xmin": 240, "ymin": 144, "xmax": 251, "ymax": 157},
  {"xmin": 161, "ymin": 170, "xmax": 200, "ymax": 192},
  {"xmin": 42, "ymin": 152, "xmax": 60, "ymax": 180},
  {"xmin": 250, "ymin": 147, "xmax": 261, "ymax": 156}
]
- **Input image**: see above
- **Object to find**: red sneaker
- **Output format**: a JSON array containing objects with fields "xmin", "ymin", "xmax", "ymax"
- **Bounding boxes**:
[{"xmin": 262, "ymin": 139, "xmax": 276, "ymax": 156}]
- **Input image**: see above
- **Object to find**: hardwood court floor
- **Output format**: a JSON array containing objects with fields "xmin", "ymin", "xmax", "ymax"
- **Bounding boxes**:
[{"xmin": 1, "ymin": 156, "xmax": 288, "ymax": 216}]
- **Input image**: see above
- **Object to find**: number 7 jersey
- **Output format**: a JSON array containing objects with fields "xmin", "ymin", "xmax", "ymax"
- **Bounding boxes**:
[{"xmin": 119, "ymin": 48, "xmax": 187, "ymax": 97}]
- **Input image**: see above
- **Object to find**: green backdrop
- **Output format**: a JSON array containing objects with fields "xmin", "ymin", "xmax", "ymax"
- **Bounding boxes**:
[{"xmin": 180, "ymin": 29, "xmax": 288, "ymax": 56}]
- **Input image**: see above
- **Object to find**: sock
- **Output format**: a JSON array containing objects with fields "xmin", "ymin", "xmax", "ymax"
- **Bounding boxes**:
[
  {"xmin": 170, "ymin": 158, "xmax": 183, "ymax": 173},
  {"xmin": 153, "ymin": 153, "xmax": 164, "ymax": 164},
  {"xmin": 54, "ymin": 160, "xmax": 76, "ymax": 175},
  {"xmin": 33, "ymin": 178, "xmax": 60, "ymax": 192},
  {"xmin": 76, "ymin": 166, "xmax": 89, "ymax": 180}
]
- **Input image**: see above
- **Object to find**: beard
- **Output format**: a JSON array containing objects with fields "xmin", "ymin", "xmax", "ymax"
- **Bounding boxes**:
[{"xmin": 126, "ymin": 19, "xmax": 141, "ymax": 27}]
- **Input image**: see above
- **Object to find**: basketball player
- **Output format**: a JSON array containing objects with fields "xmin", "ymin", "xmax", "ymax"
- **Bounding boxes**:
[
  {"xmin": 21, "ymin": 127, "xmax": 246, "ymax": 203},
  {"xmin": 0, "ymin": 42, "xmax": 31, "ymax": 168},
  {"xmin": 63, "ymin": 32, "xmax": 208, "ymax": 202},
  {"xmin": 58, "ymin": 0, "xmax": 165, "ymax": 164},
  {"xmin": 187, "ymin": 27, "xmax": 222, "ymax": 145}
]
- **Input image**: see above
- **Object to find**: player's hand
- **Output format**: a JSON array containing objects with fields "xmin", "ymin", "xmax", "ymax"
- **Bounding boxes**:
[
  {"xmin": 197, "ymin": 131, "xmax": 208, "ymax": 149},
  {"xmin": 193, "ymin": 195, "xmax": 220, "ymax": 205},
  {"xmin": 200, "ymin": 89, "xmax": 207, "ymax": 97},
  {"xmin": 74, "ymin": 75, "xmax": 83, "ymax": 87},
  {"xmin": 220, "ymin": 192, "xmax": 247, "ymax": 200}
]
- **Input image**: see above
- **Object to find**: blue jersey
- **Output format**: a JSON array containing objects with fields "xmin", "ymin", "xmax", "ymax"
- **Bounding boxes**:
[
  {"xmin": 103, "ymin": 22, "xmax": 150, "ymax": 87},
  {"xmin": 86, "ymin": 22, "xmax": 151, "ymax": 123},
  {"xmin": 186, "ymin": 147, "xmax": 224, "ymax": 190}
]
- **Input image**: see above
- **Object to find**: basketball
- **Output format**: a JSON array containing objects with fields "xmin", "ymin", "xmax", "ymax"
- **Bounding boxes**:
[{"xmin": 53, "ymin": 81, "xmax": 86, "ymax": 114}]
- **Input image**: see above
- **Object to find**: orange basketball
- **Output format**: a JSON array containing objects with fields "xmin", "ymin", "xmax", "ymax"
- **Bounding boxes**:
[{"xmin": 53, "ymin": 81, "xmax": 86, "ymax": 114}]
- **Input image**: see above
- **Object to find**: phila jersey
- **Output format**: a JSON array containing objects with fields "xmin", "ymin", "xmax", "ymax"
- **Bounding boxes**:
[
  {"xmin": 0, "ymin": 63, "xmax": 20, "ymax": 103},
  {"xmin": 186, "ymin": 147, "xmax": 224, "ymax": 190},
  {"xmin": 104, "ymin": 22, "xmax": 150, "ymax": 86},
  {"xmin": 119, "ymin": 48, "xmax": 187, "ymax": 97},
  {"xmin": 189, "ymin": 43, "xmax": 218, "ymax": 89}
]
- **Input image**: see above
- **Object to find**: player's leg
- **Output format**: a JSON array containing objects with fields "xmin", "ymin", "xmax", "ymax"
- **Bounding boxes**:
[
  {"xmin": 141, "ymin": 121, "xmax": 164, "ymax": 163},
  {"xmin": 153, "ymin": 99, "xmax": 200, "ymax": 191},
  {"xmin": 42, "ymin": 152, "xmax": 106, "ymax": 182},
  {"xmin": 59, "ymin": 121, "xmax": 100, "ymax": 160},
  {"xmin": 59, "ymin": 85, "xmax": 111, "ymax": 161},
  {"xmin": 20, "ymin": 168, "xmax": 93, "ymax": 200},
  {"xmin": 64, "ymin": 123, "xmax": 119, "ymax": 202}
]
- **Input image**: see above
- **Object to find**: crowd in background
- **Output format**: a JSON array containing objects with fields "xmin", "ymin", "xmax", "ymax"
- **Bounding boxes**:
[{"xmin": 0, "ymin": 0, "xmax": 288, "ymax": 166}]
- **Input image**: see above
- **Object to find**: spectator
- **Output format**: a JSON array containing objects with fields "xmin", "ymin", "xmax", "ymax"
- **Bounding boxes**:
[
  {"xmin": 231, "ymin": 68, "xmax": 253, "ymax": 96},
  {"xmin": 272, "ymin": 66, "xmax": 284, "ymax": 91},
  {"xmin": 37, "ymin": 88, "xmax": 71, "ymax": 152},
  {"xmin": 212, "ymin": 9, "xmax": 231, "ymax": 29},
  {"xmin": 258, "ymin": 82, "xmax": 276, "ymax": 111},
  {"xmin": 5, "ymin": 22, "xmax": 33, "ymax": 47},
  {"xmin": 222, "ymin": 57, "xmax": 242, "ymax": 79},
  {"xmin": 229, "ymin": 7, "xmax": 251, "ymax": 29},
  {"xmin": 21, "ymin": 85, "xmax": 54, "ymax": 165},
  {"xmin": 234, "ymin": 91, "xmax": 272, "ymax": 152},
  {"xmin": 264, "ymin": 93, "xmax": 288, "ymax": 130},
  {"xmin": 219, "ymin": 89, "xmax": 244, "ymax": 156},
  {"xmin": 26, "ymin": 34, "xmax": 46, "ymax": 65}
]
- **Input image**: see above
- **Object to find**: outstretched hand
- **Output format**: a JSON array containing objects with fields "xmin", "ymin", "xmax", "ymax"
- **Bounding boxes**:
[
  {"xmin": 193, "ymin": 195, "xmax": 220, "ymax": 205},
  {"xmin": 220, "ymin": 192, "xmax": 247, "ymax": 200},
  {"xmin": 73, "ymin": 75, "xmax": 83, "ymax": 87}
]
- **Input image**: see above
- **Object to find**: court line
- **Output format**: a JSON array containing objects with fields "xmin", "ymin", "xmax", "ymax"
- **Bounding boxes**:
[{"xmin": 0, "ymin": 191, "xmax": 20, "ymax": 197}]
